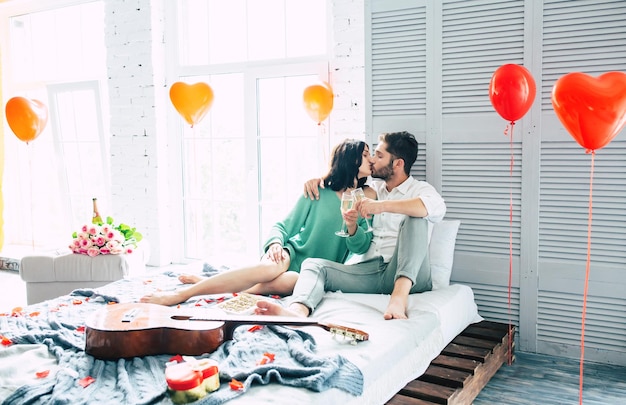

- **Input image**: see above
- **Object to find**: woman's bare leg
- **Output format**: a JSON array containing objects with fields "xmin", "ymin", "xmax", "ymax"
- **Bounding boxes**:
[
  {"xmin": 140, "ymin": 255, "xmax": 290, "ymax": 306},
  {"xmin": 178, "ymin": 274, "xmax": 204, "ymax": 284},
  {"xmin": 245, "ymin": 271, "xmax": 299, "ymax": 296},
  {"xmin": 179, "ymin": 266, "xmax": 293, "ymax": 288}
]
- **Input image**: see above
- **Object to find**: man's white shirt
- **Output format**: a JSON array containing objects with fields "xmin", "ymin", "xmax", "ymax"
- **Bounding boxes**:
[{"xmin": 347, "ymin": 176, "xmax": 446, "ymax": 264}]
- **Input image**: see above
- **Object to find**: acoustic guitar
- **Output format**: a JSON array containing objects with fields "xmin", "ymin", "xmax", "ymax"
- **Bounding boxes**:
[{"xmin": 85, "ymin": 302, "xmax": 369, "ymax": 360}]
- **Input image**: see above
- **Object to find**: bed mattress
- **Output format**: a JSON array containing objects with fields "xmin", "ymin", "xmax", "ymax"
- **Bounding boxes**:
[{"xmin": 0, "ymin": 271, "xmax": 480, "ymax": 405}]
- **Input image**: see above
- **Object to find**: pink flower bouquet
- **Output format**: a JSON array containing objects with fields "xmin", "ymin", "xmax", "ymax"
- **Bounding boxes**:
[{"xmin": 70, "ymin": 217, "xmax": 143, "ymax": 257}]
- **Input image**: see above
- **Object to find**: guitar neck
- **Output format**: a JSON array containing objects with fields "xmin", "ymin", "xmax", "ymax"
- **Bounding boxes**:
[
  {"xmin": 190, "ymin": 313, "xmax": 368, "ymax": 342},
  {"xmin": 191, "ymin": 313, "xmax": 328, "ymax": 330}
]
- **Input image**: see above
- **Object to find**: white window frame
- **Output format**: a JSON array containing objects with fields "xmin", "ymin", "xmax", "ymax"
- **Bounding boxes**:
[{"xmin": 47, "ymin": 80, "xmax": 111, "ymax": 229}]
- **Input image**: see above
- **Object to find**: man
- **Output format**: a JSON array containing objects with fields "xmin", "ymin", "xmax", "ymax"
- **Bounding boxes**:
[{"xmin": 255, "ymin": 131, "xmax": 446, "ymax": 320}]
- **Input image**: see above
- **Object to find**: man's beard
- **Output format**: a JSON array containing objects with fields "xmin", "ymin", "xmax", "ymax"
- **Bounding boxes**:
[{"xmin": 371, "ymin": 161, "xmax": 393, "ymax": 180}]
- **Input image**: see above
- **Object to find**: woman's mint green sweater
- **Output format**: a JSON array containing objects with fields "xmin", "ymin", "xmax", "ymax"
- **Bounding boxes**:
[{"xmin": 263, "ymin": 188, "xmax": 372, "ymax": 273}]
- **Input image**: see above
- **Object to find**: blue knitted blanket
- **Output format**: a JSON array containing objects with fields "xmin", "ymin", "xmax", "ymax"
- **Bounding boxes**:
[{"xmin": 0, "ymin": 271, "xmax": 363, "ymax": 404}]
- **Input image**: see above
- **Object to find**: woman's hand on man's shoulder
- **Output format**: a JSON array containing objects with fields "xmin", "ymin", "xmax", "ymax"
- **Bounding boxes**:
[{"xmin": 303, "ymin": 178, "xmax": 324, "ymax": 200}]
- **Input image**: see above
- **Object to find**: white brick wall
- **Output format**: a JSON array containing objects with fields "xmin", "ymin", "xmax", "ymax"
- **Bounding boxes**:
[
  {"xmin": 105, "ymin": 0, "xmax": 170, "ymax": 265},
  {"xmin": 104, "ymin": 0, "xmax": 365, "ymax": 266},
  {"xmin": 330, "ymin": 0, "xmax": 366, "ymax": 146}
]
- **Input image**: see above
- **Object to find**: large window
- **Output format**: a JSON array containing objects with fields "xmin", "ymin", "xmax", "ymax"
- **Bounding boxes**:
[
  {"xmin": 1, "ymin": 1, "xmax": 108, "ymax": 248},
  {"xmin": 172, "ymin": 0, "xmax": 330, "ymax": 263}
]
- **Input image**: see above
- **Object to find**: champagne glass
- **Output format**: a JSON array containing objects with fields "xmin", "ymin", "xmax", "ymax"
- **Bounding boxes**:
[
  {"xmin": 353, "ymin": 188, "xmax": 373, "ymax": 233},
  {"xmin": 335, "ymin": 191, "xmax": 354, "ymax": 237}
]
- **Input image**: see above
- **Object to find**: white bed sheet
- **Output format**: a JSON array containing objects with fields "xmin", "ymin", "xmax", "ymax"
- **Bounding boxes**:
[{"xmin": 227, "ymin": 283, "xmax": 482, "ymax": 404}]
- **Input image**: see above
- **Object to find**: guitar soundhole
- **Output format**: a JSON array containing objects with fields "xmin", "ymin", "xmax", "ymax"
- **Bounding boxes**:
[{"xmin": 171, "ymin": 315, "xmax": 193, "ymax": 321}]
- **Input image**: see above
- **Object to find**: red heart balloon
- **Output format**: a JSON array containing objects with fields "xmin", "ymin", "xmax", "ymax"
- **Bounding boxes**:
[
  {"xmin": 5, "ymin": 97, "xmax": 48, "ymax": 143},
  {"xmin": 489, "ymin": 64, "xmax": 536, "ymax": 122},
  {"xmin": 552, "ymin": 72, "xmax": 626, "ymax": 151}
]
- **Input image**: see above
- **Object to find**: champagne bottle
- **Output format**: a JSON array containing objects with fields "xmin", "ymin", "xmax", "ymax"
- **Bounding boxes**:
[{"xmin": 92, "ymin": 198, "xmax": 103, "ymax": 224}]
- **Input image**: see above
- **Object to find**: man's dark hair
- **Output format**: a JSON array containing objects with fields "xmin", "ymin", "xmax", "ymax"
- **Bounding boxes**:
[
  {"xmin": 379, "ymin": 131, "xmax": 418, "ymax": 176},
  {"xmin": 323, "ymin": 139, "xmax": 368, "ymax": 191}
]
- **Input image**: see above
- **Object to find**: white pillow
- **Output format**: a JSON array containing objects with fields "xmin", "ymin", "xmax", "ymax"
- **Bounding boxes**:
[{"xmin": 429, "ymin": 220, "xmax": 460, "ymax": 290}]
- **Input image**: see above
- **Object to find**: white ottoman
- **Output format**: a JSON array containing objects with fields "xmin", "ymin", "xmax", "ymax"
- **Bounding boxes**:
[{"xmin": 20, "ymin": 249, "xmax": 147, "ymax": 305}]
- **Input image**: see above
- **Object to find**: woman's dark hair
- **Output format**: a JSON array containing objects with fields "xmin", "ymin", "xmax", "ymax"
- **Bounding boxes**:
[
  {"xmin": 323, "ymin": 139, "xmax": 368, "ymax": 191},
  {"xmin": 379, "ymin": 131, "xmax": 418, "ymax": 176}
]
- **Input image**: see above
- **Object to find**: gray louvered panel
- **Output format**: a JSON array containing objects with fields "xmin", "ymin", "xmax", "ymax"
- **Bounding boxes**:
[
  {"xmin": 539, "ymin": 293, "xmax": 626, "ymax": 325},
  {"xmin": 443, "ymin": 142, "xmax": 522, "ymax": 256},
  {"xmin": 539, "ymin": 141, "xmax": 626, "ymax": 264},
  {"xmin": 371, "ymin": 4, "xmax": 427, "ymax": 117},
  {"xmin": 538, "ymin": 239, "xmax": 626, "ymax": 264},
  {"xmin": 410, "ymin": 144, "xmax": 427, "ymax": 181},
  {"xmin": 462, "ymin": 282, "xmax": 520, "ymax": 325},
  {"xmin": 537, "ymin": 290, "xmax": 626, "ymax": 352},
  {"xmin": 441, "ymin": 0, "xmax": 525, "ymax": 115},
  {"xmin": 541, "ymin": 0, "xmax": 626, "ymax": 110}
]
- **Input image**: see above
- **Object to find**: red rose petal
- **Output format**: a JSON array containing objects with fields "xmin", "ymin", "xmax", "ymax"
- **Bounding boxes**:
[
  {"xmin": 256, "ymin": 352, "xmax": 275, "ymax": 365},
  {"xmin": 229, "ymin": 378, "xmax": 244, "ymax": 391},
  {"xmin": 248, "ymin": 325, "xmax": 263, "ymax": 333},
  {"xmin": 78, "ymin": 376, "xmax": 96, "ymax": 388}
]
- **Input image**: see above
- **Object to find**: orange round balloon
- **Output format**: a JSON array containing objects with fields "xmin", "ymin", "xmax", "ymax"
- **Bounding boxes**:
[
  {"xmin": 5, "ymin": 97, "xmax": 48, "ymax": 143},
  {"xmin": 552, "ymin": 71, "xmax": 626, "ymax": 151},
  {"xmin": 169, "ymin": 82, "xmax": 214, "ymax": 127},
  {"xmin": 303, "ymin": 82, "xmax": 334, "ymax": 124}
]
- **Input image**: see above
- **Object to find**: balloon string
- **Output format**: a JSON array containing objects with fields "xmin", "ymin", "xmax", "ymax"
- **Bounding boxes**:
[
  {"xmin": 507, "ymin": 121, "xmax": 514, "ymax": 365},
  {"xmin": 28, "ymin": 143, "xmax": 35, "ymax": 251},
  {"xmin": 191, "ymin": 125, "xmax": 197, "ymax": 200},
  {"xmin": 579, "ymin": 150, "xmax": 594, "ymax": 405},
  {"xmin": 319, "ymin": 122, "xmax": 329, "ymax": 167}
]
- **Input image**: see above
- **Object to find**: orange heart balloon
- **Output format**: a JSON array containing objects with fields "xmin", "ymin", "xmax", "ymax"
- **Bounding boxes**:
[
  {"xmin": 5, "ymin": 97, "xmax": 48, "ymax": 144},
  {"xmin": 169, "ymin": 82, "xmax": 214, "ymax": 127},
  {"xmin": 303, "ymin": 82, "xmax": 334, "ymax": 125},
  {"xmin": 552, "ymin": 71, "xmax": 626, "ymax": 151}
]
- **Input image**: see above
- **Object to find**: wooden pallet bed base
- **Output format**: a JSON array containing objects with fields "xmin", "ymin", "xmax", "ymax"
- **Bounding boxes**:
[{"xmin": 387, "ymin": 320, "xmax": 515, "ymax": 405}]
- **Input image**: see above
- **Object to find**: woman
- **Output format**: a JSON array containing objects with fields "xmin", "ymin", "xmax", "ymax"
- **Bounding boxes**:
[{"xmin": 140, "ymin": 139, "xmax": 376, "ymax": 306}]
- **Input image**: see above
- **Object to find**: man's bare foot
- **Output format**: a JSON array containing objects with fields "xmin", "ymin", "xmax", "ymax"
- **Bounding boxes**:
[
  {"xmin": 254, "ymin": 300, "xmax": 309, "ymax": 318},
  {"xmin": 178, "ymin": 274, "xmax": 204, "ymax": 284},
  {"xmin": 140, "ymin": 291, "xmax": 186, "ymax": 306},
  {"xmin": 383, "ymin": 296, "xmax": 408, "ymax": 320}
]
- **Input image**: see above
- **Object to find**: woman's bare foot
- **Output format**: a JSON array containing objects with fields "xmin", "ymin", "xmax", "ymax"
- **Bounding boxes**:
[
  {"xmin": 254, "ymin": 300, "xmax": 309, "ymax": 318},
  {"xmin": 140, "ymin": 291, "xmax": 187, "ymax": 306},
  {"xmin": 383, "ymin": 296, "xmax": 408, "ymax": 320},
  {"xmin": 178, "ymin": 274, "xmax": 204, "ymax": 284}
]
